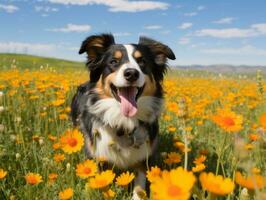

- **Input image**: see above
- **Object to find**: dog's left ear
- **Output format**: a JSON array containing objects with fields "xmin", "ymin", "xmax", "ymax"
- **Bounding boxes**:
[
  {"xmin": 139, "ymin": 37, "xmax": 175, "ymax": 65},
  {"xmin": 79, "ymin": 33, "xmax": 115, "ymax": 63},
  {"xmin": 79, "ymin": 34, "xmax": 115, "ymax": 82}
]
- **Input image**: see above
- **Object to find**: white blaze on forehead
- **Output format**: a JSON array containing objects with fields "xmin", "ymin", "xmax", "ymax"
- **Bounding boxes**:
[
  {"xmin": 114, "ymin": 44, "xmax": 145, "ymax": 87},
  {"xmin": 124, "ymin": 45, "xmax": 141, "ymax": 71}
]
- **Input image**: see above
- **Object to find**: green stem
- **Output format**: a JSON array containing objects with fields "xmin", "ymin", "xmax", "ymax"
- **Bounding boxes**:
[{"xmin": 216, "ymin": 132, "xmax": 228, "ymax": 175}]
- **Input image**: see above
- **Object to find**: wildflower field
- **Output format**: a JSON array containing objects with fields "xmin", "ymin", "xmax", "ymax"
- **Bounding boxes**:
[{"xmin": 0, "ymin": 56, "xmax": 266, "ymax": 200}]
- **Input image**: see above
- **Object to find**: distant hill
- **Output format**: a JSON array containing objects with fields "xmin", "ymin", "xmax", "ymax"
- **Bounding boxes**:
[
  {"xmin": 0, "ymin": 53, "xmax": 84, "ymax": 70},
  {"xmin": 175, "ymin": 64, "xmax": 266, "ymax": 74}
]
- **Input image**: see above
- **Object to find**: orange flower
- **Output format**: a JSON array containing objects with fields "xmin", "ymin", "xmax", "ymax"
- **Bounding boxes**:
[
  {"xmin": 48, "ymin": 173, "xmax": 58, "ymax": 182},
  {"xmin": 25, "ymin": 173, "xmax": 43, "ymax": 185},
  {"xmin": 48, "ymin": 134, "xmax": 57, "ymax": 141},
  {"xmin": 51, "ymin": 99, "xmax": 65, "ymax": 107},
  {"xmin": 60, "ymin": 129, "xmax": 84, "ymax": 154},
  {"xmin": 76, "ymin": 160, "xmax": 97, "ymax": 179},
  {"xmin": 168, "ymin": 126, "xmax": 177, "ymax": 132},
  {"xmin": 53, "ymin": 142, "xmax": 61, "ymax": 150},
  {"xmin": 235, "ymin": 171, "xmax": 265, "ymax": 190},
  {"xmin": 193, "ymin": 155, "xmax": 206, "ymax": 165},
  {"xmin": 164, "ymin": 152, "xmax": 182, "ymax": 165},
  {"xmin": 59, "ymin": 188, "xmax": 73, "ymax": 200},
  {"xmin": 248, "ymin": 133, "xmax": 260, "ymax": 141},
  {"xmin": 147, "ymin": 166, "xmax": 162, "ymax": 183},
  {"xmin": 150, "ymin": 167, "xmax": 196, "ymax": 200},
  {"xmin": 103, "ymin": 189, "xmax": 115, "ymax": 199},
  {"xmin": 212, "ymin": 109, "xmax": 243, "ymax": 132},
  {"xmin": 192, "ymin": 164, "xmax": 206, "ymax": 173},
  {"xmin": 88, "ymin": 170, "xmax": 115, "ymax": 189},
  {"xmin": 199, "ymin": 172, "xmax": 235, "ymax": 196},
  {"xmin": 0, "ymin": 169, "xmax": 7, "ymax": 179},
  {"xmin": 259, "ymin": 112, "xmax": 266, "ymax": 130},
  {"xmin": 115, "ymin": 171, "xmax": 135, "ymax": 187},
  {"xmin": 174, "ymin": 142, "xmax": 191, "ymax": 153},
  {"xmin": 54, "ymin": 153, "xmax": 65, "ymax": 162}
]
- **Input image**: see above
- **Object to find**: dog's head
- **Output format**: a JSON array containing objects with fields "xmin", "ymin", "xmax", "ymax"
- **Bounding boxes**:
[{"xmin": 79, "ymin": 33, "xmax": 175, "ymax": 118}]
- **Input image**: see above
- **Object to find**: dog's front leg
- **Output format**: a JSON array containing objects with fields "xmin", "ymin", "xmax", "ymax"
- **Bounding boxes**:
[{"xmin": 133, "ymin": 163, "xmax": 147, "ymax": 200}]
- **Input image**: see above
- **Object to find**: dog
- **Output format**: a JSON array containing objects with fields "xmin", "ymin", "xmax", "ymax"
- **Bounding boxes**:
[{"xmin": 71, "ymin": 33, "xmax": 175, "ymax": 200}]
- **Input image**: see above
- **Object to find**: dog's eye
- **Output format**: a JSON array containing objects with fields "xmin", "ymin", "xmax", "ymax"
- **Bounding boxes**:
[{"xmin": 110, "ymin": 59, "xmax": 118, "ymax": 65}]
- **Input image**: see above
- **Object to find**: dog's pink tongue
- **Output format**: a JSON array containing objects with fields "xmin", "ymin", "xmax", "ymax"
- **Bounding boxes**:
[{"xmin": 118, "ymin": 87, "xmax": 138, "ymax": 117}]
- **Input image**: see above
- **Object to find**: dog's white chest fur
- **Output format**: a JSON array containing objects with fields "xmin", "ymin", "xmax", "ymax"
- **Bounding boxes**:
[
  {"xmin": 90, "ymin": 125, "xmax": 152, "ymax": 168},
  {"xmin": 87, "ymin": 96, "xmax": 162, "ymax": 168}
]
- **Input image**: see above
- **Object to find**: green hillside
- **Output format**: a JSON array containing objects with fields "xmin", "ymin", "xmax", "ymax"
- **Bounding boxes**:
[{"xmin": 0, "ymin": 53, "xmax": 84, "ymax": 70}]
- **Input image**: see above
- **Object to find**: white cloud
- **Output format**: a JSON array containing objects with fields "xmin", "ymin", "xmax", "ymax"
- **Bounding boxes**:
[
  {"xmin": 201, "ymin": 45, "xmax": 266, "ymax": 56},
  {"xmin": 178, "ymin": 22, "xmax": 193, "ymax": 29},
  {"xmin": 195, "ymin": 23, "xmax": 266, "ymax": 38},
  {"xmin": 47, "ymin": 24, "xmax": 91, "ymax": 33},
  {"xmin": 113, "ymin": 32, "xmax": 131, "ymax": 36},
  {"xmin": 196, "ymin": 28, "xmax": 256, "ymax": 38},
  {"xmin": 197, "ymin": 6, "xmax": 205, "ymax": 11},
  {"xmin": 184, "ymin": 12, "xmax": 197, "ymax": 17},
  {"xmin": 251, "ymin": 23, "xmax": 266, "ymax": 34},
  {"xmin": 144, "ymin": 25, "xmax": 162, "ymax": 30},
  {"xmin": 47, "ymin": 0, "xmax": 169, "ymax": 12},
  {"xmin": 0, "ymin": 42, "xmax": 56, "ymax": 54},
  {"xmin": 35, "ymin": 6, "xmax": 59, "ymax": 12},
  {"xmin": 160, "ymin": 30, "xmax": 171, "ymax": 35},
  {"xmin": 178, "ymin": 37, "xmax": 190, "ymax": 45},
  {"xmin": 0, "ymin": 4, "xmax": 19, "ymax": 13},
  {"xmin": 213, "ymin": 17, "xmax": 235, "ymax": 24}
]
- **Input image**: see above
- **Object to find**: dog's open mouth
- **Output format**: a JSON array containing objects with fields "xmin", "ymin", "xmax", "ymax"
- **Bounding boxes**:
[{"xmin": 110, "ymin": 83, "xmax": 144, "ymax": 117}]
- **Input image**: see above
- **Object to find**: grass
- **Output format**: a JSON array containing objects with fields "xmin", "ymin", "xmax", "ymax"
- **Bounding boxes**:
[
  {"xmin": 0, "ymin": 56, "xmax": 266, "ymax": 199},
  {"xmin": 0, "ymin": 53, "xmax": 84, "ymax": 70}
]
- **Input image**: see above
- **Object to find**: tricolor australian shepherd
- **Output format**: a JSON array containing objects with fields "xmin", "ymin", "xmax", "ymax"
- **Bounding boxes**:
[{"xmin": 71, "ymin": 33, "xmax": 175, "ymax": 199}]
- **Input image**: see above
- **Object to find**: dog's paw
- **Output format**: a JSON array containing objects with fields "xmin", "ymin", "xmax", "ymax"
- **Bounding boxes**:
[{"xmin": 132, "ymin": 186, "xmax": 147, "ymax": 200}]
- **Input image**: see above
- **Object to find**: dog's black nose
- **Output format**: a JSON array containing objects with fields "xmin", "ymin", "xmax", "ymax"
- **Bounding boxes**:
[{"xmin": 124, "ymin": 68, "xmax": 139, "ymax": 82}]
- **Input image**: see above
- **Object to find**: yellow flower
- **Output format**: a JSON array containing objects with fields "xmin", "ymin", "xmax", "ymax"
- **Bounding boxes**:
[
  {"xmin": 59, "ymin": 188, "xmax": 73, "ymax": 200},
  {"xmin": 25, "ymin": 173, "xmax": 43, "ymax": 185},
  {"xmin": 147, "ymin": 166, "xmax": 162, "ymax": 183},
  {"xmin": 212, "ymin": 109, "xmax": 243, "ymax": 132},
  {"xmin": 199, "ymin": 172, "xmax": 235, "ymax": 196},
  {"xmin": 76, "ymin": 160, "xmax": 97, "ymax": 179},
  {"xmin": 193, "ymin": 155, "xmax": 206, "ymax": 165},
  {"xmin": 164, "ymin": 152, "xmax": 182, "ymax": 165},
  {"xmin": 150, "ymin": 167, "xmax": 195, "ymax": 200},
  {"xmin": 115, "ymin": 171, "xmax": 135, "ymax": 187},
  {"xmin": 88, "ymin": 170, "xmax": 115, "ymax": 189},
  {"xmin": 235, "ymin": 171, "xmax": 265, "ymax": 190},
  {"xmin": 192, "ymin": 163, "xmax": 206, "ymax": 173},
  {"xmin": 60, "ymin": 129, "xmax": 84, "ymax": 154},
  {"xmin": 54, "ymin": 153, "xmax": 65, "ymax": 162},
  {"xmin": 103, "ymin": 189, "xmax": 115, "ymax": 199},
  {"xmin": 0, "ymin": 168, "xmax": 7, "ymax": 179}
]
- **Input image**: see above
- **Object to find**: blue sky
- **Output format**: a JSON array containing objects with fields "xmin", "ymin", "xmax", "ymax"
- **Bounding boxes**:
[{"xmin": 0, "ymin": 0, "xmax": 266, "ymax": 65}]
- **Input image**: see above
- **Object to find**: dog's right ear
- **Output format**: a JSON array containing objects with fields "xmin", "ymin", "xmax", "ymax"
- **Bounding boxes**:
[
  {"xmin": 79, "ymin": 34, "xmax": 115, "ymax": 82},
  {"xmin": 79, "ymin": 33, "xmax": 115, "ymax": 63}
]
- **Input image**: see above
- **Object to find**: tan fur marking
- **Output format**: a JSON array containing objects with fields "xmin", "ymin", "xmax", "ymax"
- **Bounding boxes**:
[
  {"xmin": 114, "ymin": 50, "xmax": 122, "ymax": 59},
  {"xmin": 95, "ymin": 73, "xmax": 117, "ymax": 99},
  {"xmin": 142, "ymin": 75, "xmax": 156, "ymax": 96},
  {"xmin": 133, "ymin": 50, "xmax": 142, "ymax": 59}
]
